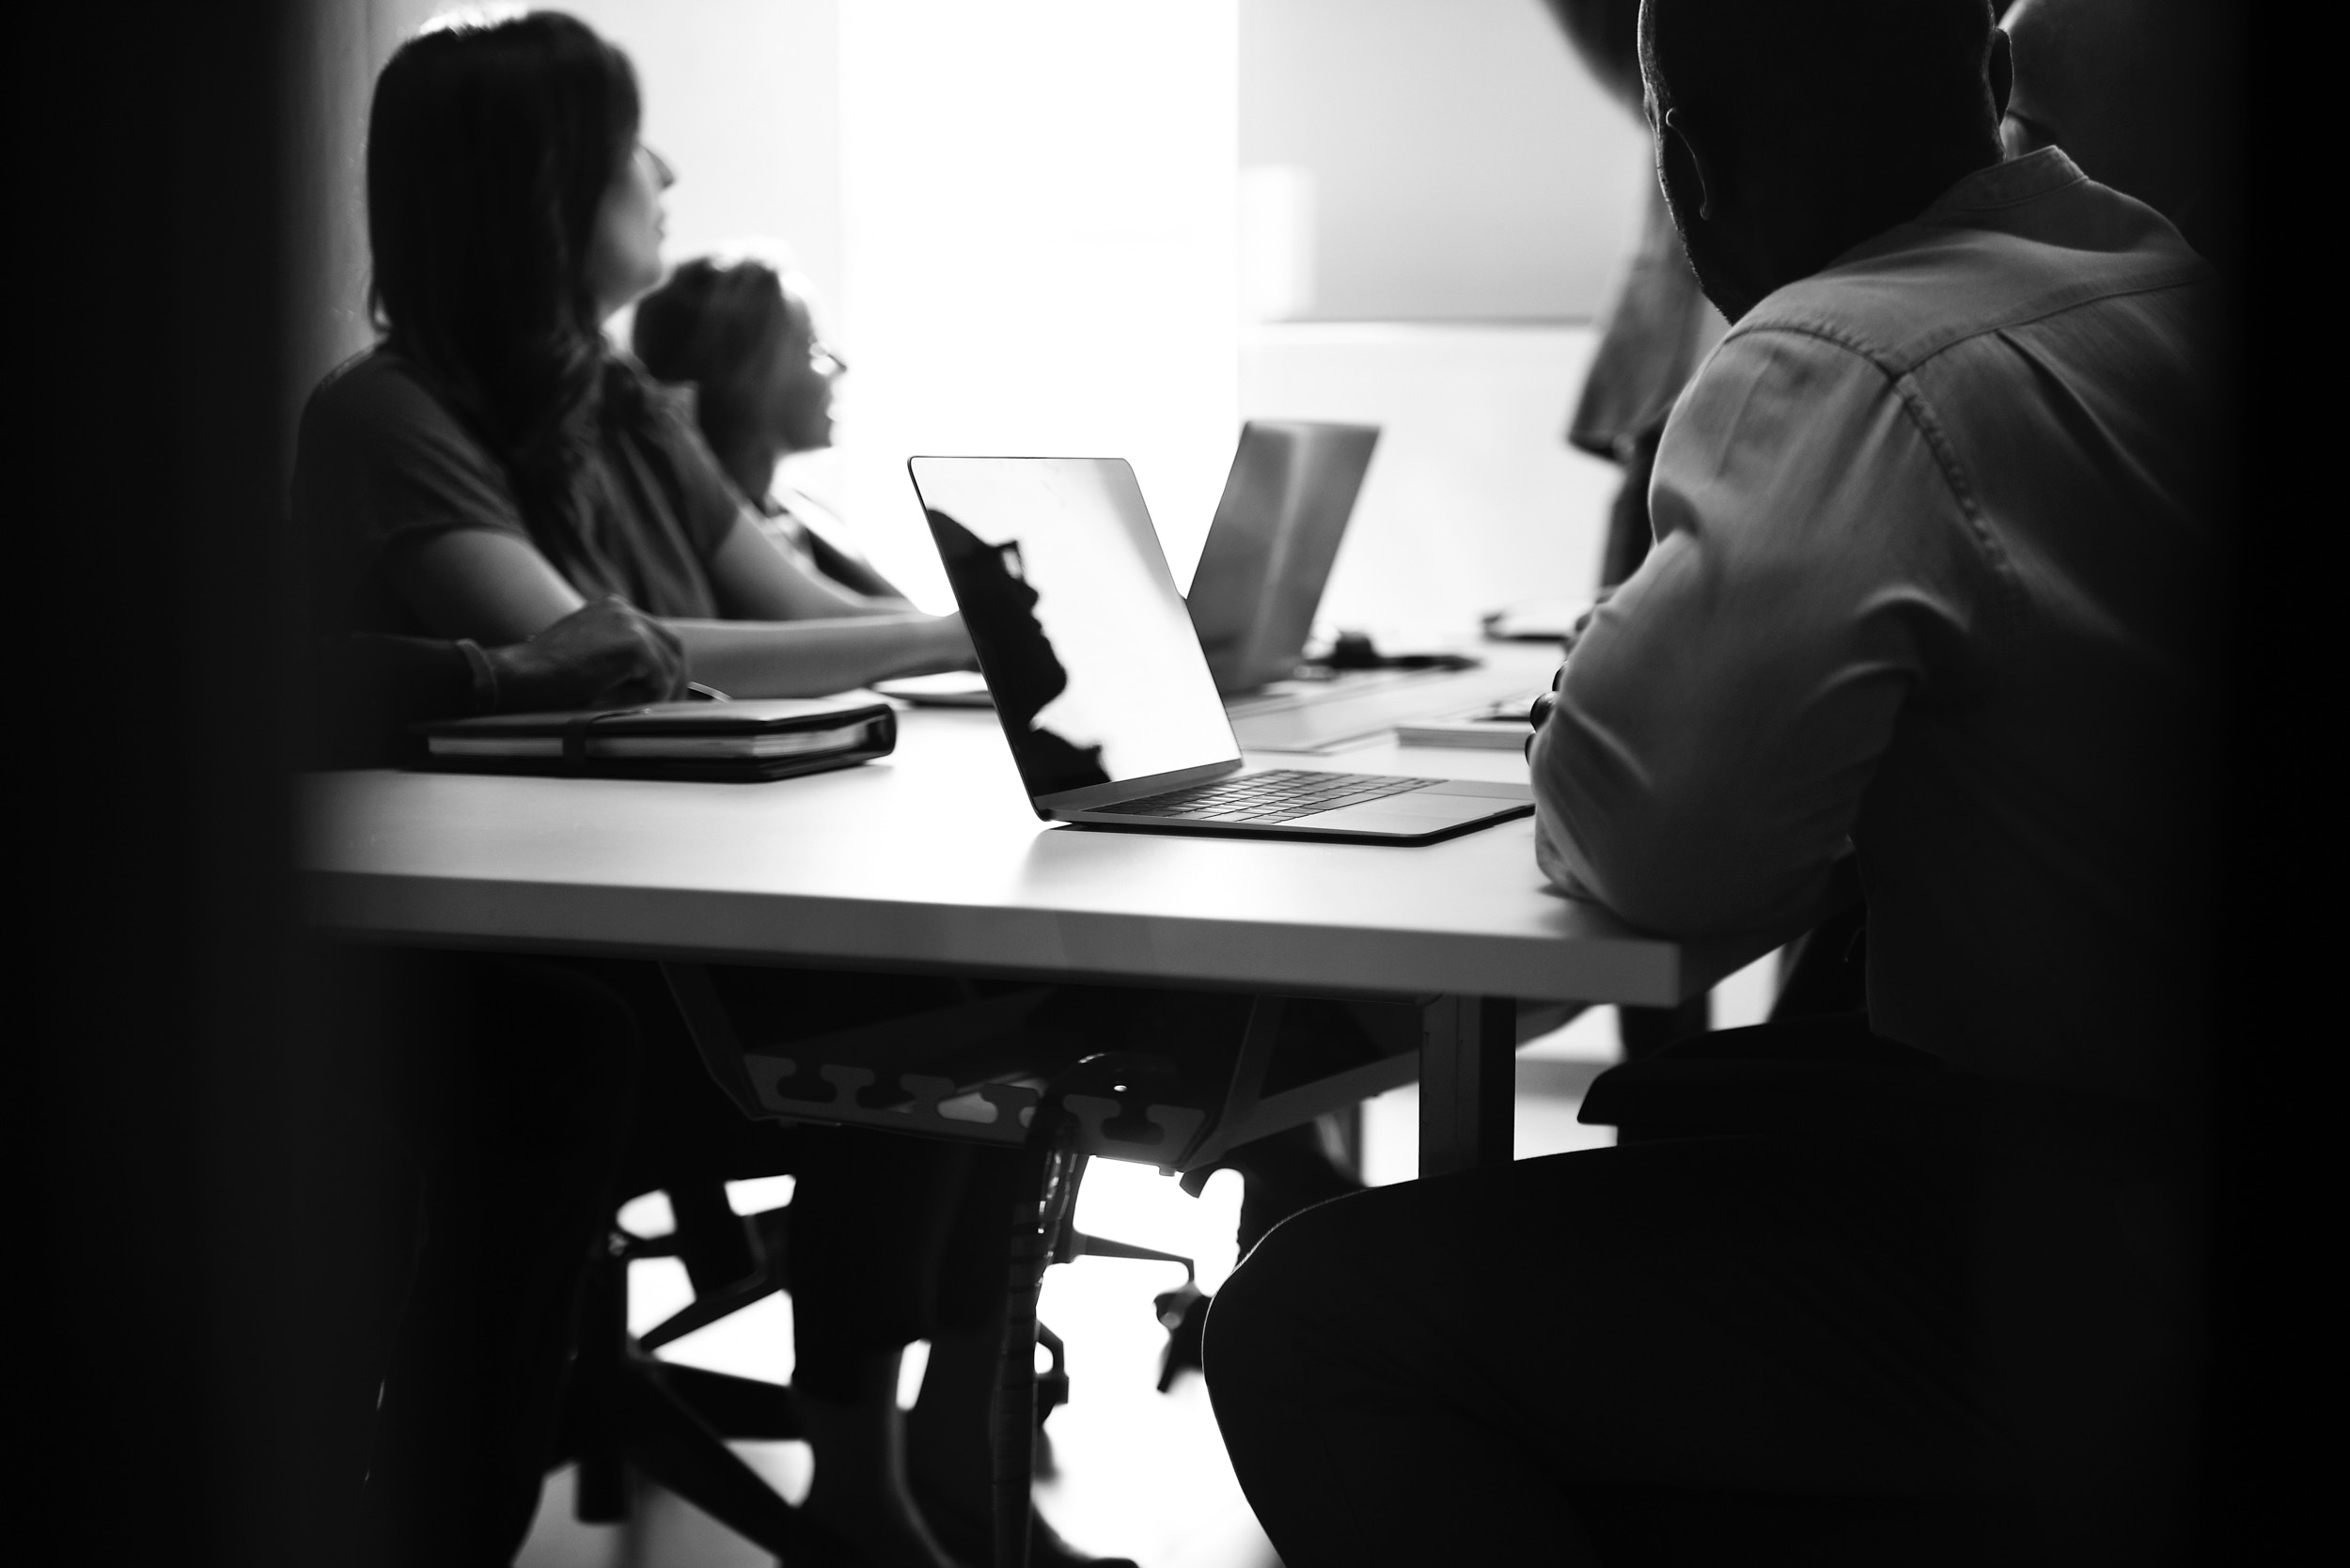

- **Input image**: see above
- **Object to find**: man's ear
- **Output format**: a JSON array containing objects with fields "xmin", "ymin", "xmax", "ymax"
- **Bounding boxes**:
[
  {"xmin": 1661, "ymin": 107, "xmax": 1722, "ymax": 221},
  {"xmin": 1989, "ymin": 27, "xmax": 2013, "ymax": 123}
]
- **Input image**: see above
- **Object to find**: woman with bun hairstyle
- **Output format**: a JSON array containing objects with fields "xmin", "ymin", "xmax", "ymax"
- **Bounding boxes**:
[{"xmin": 633, "ymin": 251, "xmax": 906, "ymax": 602}]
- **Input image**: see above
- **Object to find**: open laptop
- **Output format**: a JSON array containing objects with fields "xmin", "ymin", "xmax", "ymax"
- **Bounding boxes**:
[
  {"xmin": 1187, "ymin": 419, "xmax": 1378, "ymax": 695},
  {"xmin": 907, "ymin": 455, "xmax": 1532, "ymax": 844},
  {"xmin": 879, "ymin": 420, "xmax": 1376, "ymax": 708}
]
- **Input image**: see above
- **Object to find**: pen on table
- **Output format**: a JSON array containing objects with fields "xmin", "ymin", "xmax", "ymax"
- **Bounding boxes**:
[{"xmin": 685, "ymin": 682, "xmax": 731, "ymax": 702}]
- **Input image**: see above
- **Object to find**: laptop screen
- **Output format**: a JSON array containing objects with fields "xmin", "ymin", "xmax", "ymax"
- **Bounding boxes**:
[
  {"xmin": 1188, "ymin": 420, "xmax": 1379, "ymax": 695},
  {"xmin": 909, "ymin": 457, "xmax": 1241, "ymax": 800}
]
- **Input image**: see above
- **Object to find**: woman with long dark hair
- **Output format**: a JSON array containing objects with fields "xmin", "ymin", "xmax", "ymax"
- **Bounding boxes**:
[
  {"xmin": 297, "ymin": 11, "xmax": 966, "ymax": 689},
  {"xmin": 296, "ymin": 16, "xmax": 1144, "ymax": 1568}
]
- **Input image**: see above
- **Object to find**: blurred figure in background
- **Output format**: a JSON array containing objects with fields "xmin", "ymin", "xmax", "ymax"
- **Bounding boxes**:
[
  {"xmin": 634, "ymin": 254, "xmax": 910, "ymax": 603},
  {"xmin": 1999, "ymin": 0, "xmax": 2236, "ymax": 279}
]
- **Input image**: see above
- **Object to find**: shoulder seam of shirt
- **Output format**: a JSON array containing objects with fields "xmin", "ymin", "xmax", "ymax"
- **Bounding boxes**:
[
  {"xmin": 1903, "ymin": 268, "xmax": 2210, "ymax": 375},
  {"xmin": 1730, "ymin": 261, "xmax": 2210, "ymax": 376},
  {"xmin": 1883, "ymin": 370, "xmax": 2029, "ymax": 643},
  {"xmin": 1725, "ymin": 322, "xmax": 2030, "ymax": 642}
]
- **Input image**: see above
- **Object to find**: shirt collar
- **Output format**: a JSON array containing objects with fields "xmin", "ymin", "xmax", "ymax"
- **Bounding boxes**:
[
  {"xmin": 1915, "ymin": 146, "xmax": 2086, "ymax": 224},
  {"xmin": 1810, "ymin": 147, "xmax": 2089, "ymax": 280}
]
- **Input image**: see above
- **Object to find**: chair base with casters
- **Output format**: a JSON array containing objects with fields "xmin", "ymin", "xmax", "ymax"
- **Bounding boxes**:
[
  {"xmin": 559, "ymin": 1166, "xmax": 1184, "ymax": 1560},
  {"xmin": 559, "ymin": 1199, "xmax": 859, "ymax": 1562}
]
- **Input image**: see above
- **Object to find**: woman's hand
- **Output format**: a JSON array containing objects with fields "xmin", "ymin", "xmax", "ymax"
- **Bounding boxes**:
[{"xmin": 484, "ymin": 596, "xmax": 686, "ymax": 711}]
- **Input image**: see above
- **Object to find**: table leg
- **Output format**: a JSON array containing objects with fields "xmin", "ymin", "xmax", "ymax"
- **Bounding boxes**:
[{"xmin": 1418, "ymin": 994, "xmax": 1517, "ymax": 1176}]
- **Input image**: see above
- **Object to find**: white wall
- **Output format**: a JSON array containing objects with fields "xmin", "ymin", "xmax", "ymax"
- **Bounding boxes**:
[
  {"xmin": 1240, "ymin": 0, "xmax": 1653, "ymax": 321},
  {"xmin": 573, "ymin": 0, "xmax": 1660, "ymax": 332},
  {"xmin": 830, "ymin": 0, "xmax": 1240, "ymax": 609},
  {"xmin": 1240, "ymin": 322, "xmax": 1619, "ymax": 644},
  {"xmin": 1233, "ymin": 1, "xmax": 1650, "ymax": 624},
  {"xmin": 561, "ymin": 0, "xmax": 846, "ymax": 307}
]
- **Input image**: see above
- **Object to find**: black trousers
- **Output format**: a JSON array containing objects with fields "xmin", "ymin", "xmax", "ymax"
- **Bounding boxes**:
[
  {"xmin": 1204, "ymin": 1018, "xmax": 2199, "ymax": 1567},
  {"xmin": 787, "ymin": 1125, "xmax": 1025, "ymax": 1397},
  {"xmin": 333, "ymin": 953, "xmax": 644, "ymax": 1568}
]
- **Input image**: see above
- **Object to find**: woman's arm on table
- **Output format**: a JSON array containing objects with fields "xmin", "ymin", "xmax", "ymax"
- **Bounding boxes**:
[
  {"xmin": 711, "ymin": 511, "xmax": 914, "ymax": 618},
  {"xmin": 660, "ymin": 614, "xmax": 964, "ymax": 696},
  {"xmin": 394, "ymin": 526, "xmax": 970, "ymax": 697}
]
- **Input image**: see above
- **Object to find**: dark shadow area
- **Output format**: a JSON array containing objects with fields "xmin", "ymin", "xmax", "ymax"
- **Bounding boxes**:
[
  {"xmin": 927, "ymin": 508, "xmax": 1109, "ymax": 794},
  {"xmin": 24, "ymin": 4, "xmax": 326, "ymax": 1565}
]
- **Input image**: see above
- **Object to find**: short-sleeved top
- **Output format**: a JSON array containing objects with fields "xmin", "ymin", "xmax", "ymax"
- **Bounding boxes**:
[{"xmin": 294, "ymin": 347, "xmax": 744, "ymax": 636}]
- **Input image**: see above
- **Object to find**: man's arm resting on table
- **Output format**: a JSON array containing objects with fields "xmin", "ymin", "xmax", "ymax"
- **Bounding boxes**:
[{"xmin": 1525, "ymin": 333, "xmax": 1977, "ymax": 935}]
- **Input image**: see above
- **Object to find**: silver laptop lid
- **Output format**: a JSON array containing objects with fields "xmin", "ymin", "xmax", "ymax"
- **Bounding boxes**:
[
  {"xmin": 909, "ymin": 457, "xmax": 1242, "ymax": 810},
  {"xmin": 1186, "ymin": 420, "xmax": 1380, "ymax": 694}
]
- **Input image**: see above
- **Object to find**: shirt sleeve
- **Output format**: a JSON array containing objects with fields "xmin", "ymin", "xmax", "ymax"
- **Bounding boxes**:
[
  {"xmin": 294, "ymin": 354, "xmax": 531, "ymax": 577},
  {"xmin": 1528, "ymin": 328, "xmax": 2003, "ymax": 935}
]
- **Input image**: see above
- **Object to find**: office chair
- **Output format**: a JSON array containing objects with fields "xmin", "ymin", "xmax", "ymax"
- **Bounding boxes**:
[
  {"xmin": 558, "ymin": 1175, "xmax": 829, "ymax": 1559},
  {"xmin": 658, "ymin": 964, "xmax": 1609, "ymax": 1566},
  {"xmin": 561, "ymin": 1137, "xmax": 1189, "ymax": 1557},
  {"xmin": 1559, "ymin": 894, "xmax": 2064, "ymax": 1568}
]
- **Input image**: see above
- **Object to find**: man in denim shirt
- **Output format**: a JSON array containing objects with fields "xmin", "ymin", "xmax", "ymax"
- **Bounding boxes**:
[{"xmin": 1209, "ymin": 3, "xmax": 2223, "ymax": 1562}]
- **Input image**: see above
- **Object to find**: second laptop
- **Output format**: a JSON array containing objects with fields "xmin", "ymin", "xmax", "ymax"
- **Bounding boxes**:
[{"xmin": 907, "ymin": 455, "xmax": 1531, "ymax": 845}]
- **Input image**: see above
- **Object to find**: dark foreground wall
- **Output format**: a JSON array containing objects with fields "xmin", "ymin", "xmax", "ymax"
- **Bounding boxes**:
[{"xmin": 21, "ymin": 3, "xmax": 326, "ymax": 1562}]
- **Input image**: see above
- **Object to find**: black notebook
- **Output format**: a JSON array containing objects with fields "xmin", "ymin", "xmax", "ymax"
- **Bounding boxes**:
[{"xmin": 415, "ymin": 693, "xmax": 897, "ymax": 783}]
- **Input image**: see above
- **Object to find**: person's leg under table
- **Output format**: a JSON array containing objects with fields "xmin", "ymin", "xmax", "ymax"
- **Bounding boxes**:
[
  {"xmin": 786, "ymin": 1123, "xmax": 979, "ymax": 1568},
  {"xmin": 1416, "ymin": 994, "xmax": 1517, "ymax": 1176},
  {"xmin": 1203, "ymin": 1132, "xmax": 2017, "ymax": 1567},
  {"xmin": 359, "ymin": 954, "xmax": 644, "ymax": 1568}
]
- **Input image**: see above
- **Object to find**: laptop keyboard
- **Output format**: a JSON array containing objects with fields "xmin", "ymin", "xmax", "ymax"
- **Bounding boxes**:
[{"xmin": 1093, "ymin": 769, "xmax": 1441, "ymax": 824}]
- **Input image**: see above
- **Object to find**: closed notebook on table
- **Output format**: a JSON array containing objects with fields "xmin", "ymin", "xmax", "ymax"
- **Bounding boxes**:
[{"xmin": 414, "ymin": 693, "xmax": 897, "ymax": 782}]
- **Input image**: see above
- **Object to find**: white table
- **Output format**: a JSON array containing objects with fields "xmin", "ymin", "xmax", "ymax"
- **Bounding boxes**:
[{"xmin": 305, "ymin": 650, "xmax": 1783, "ymax": 1173}]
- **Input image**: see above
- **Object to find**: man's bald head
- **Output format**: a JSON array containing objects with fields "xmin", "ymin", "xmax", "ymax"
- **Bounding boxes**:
[
  {"xmin": 1641, "ymin": 0, "xmax": 2002, "ymax": 171},
  {"xmin": 1637, "ymin": 0, "xmax": 2009, "ymax": 320}
]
